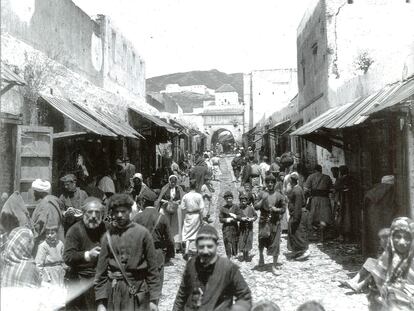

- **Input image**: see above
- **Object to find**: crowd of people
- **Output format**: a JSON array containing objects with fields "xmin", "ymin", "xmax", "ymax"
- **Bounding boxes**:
[{"xmin": 0, "ymin": 145, "xmax": 413, "ymax": 311}]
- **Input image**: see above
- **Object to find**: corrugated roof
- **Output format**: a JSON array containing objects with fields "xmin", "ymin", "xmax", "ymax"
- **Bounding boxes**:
[
  {"xmin": 41, "ymin": 94, "xmax": 117, "ymax": 137},
  {"xmin": 1, "ymin": 62, "xmax": 26, "ymax": 86},
  {"xmin": 129, "ymin": 107, "xmax": 178, "ymax": 133},
  {"xmin": 71, "ymin": 101, "xmax": 144, "ymax": 139},
  {"xmin": 216, "ymin": 84, "xmax": 237, "ymax": 93},
  {"xmin": 324, "ymin": 86, "xmax": 400, "ymax": 129},
  {"xmin": 290, "ymin": 105, "xmax": 349, "ymax": 136},
  {"xmin": 365, "ymin": 78, "xmax": 414, "ymax": 115},
  {"xmin": 268, "ymin": 119, "xmax": 290, "ymax": 132}
]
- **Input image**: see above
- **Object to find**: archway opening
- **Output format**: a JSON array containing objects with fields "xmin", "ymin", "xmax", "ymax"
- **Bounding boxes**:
[{"xmin": 211, "ymin": 129, "xmax": 235, "ymax": 153}]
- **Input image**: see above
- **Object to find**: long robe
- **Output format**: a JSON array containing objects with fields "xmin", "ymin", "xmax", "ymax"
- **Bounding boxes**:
[
  {"xmin": 287, "ymin": 185, "xmax": 308, "ymax": 253},
  {"xmin": 155, "ymin": 184, "xmax": 185, "ymax": 244},
  {"xmin": 180, "ymin": 191, "xmax": 204, "ymax": 242},
  {"xmin": 304, "ymin": 172, "xmax": 333, "ymax": 225},
  {"xmin": 64, "ymin": 221, "xmax": 106, "ymax": 311},
  {"xmin": 173, "ymin": 256, "xmax": 252, "ymax": 311},
  {"xmin": 255, "ymin": 190, "xmax": 287, "ymax": 257},
  {"xmin": 238, "ymin": 205, "xmax": 257, "ymax": 252},
  {"xmin": 35, "ymin": 240, "xmax": 65, "ymax": 286},
  {"xmin": 31, "ymin": 195, "xmax": 64, "ymax": 244},
  {"xmin": 219, "ymin": 204, "xmax": 243, "ymax": 257},
  {"xmin": 134, "ymin": 207, "xmax": 175, "ymax": 298},
  {"xmin": 94, "ymin": 222, "xmax": 160, "ymax": 310},
  {"xmin": 336, "ymin": 175, "xmax": 357, "ymax": 240}
]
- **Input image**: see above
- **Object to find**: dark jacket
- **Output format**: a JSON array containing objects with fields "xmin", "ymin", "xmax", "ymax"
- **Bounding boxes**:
[
  {"xmin": 94, "ymin": 222, "xmax": 161, "ymax": 303},
  {"xmin": 173, "ymin": 256, "xmax": 252, "ymax": 311},
  {"xmin": 64, "ymin": 220, "xmax": 106, "ymax": 278},
  {"xmin": 134, "ymin": 207, "xmax": 175, "ymax": 263},
  {"xmin": 190, "ymin": 160, "xmax": 210, "ymax": 193}
]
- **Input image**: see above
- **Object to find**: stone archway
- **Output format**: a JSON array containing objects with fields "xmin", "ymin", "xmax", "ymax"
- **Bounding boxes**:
[{"xmin": 211, "ymin": 128, "xmax": 235, "ymax": 153}]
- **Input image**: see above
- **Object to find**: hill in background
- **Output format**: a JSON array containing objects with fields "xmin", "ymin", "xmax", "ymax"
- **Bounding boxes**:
[{"xmin": 146, "ymin": 69, "xmax": 243, "ymax": 97}]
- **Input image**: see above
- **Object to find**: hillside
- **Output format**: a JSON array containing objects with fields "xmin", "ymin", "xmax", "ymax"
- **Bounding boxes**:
[{"xmin": 146, "ymin": 69, "xmax": 243, "ymax": 97}]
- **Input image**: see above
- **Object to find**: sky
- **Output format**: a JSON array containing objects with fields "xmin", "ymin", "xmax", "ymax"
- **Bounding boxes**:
[{"xmin": 73, "ymin": 0, "xmax": 312, "ymax": 78}]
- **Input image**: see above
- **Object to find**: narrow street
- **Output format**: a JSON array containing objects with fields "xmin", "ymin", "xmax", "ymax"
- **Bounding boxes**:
[{"xmin": 159, "ymin": 156, "xmax": 369, "ymax": 311}]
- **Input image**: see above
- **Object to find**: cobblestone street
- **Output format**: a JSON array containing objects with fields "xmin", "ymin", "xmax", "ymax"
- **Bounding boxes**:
[{"xmin": 159, "ymin": 156, "xmax": 369, "ymax": 311}]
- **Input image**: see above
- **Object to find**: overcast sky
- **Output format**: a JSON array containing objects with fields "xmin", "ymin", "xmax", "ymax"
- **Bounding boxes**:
[{"xmin": 73, "ymin": 0, "xmax": 311, "ymax": 77}]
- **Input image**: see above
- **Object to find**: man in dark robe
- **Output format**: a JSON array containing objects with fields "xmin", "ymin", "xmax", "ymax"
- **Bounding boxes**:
[
  {"xmin": 219, "ymin": 191, "xmax": 243, "ymax": 259},
  {"xmin": 59, "ymin": 174, "xmax": 89, "ymax": 231},
  {"xmin": 304, "ymin": 164, "xmax": 333, "ymax": 242},
  {"xmin": 95, "ymin": 194, "xmax": 160, "ymax": 311},
  {"xmin": 31, "ymin": 179, "xmax": 64, "ymax": 246},
  {"xmin": 287, "ymin": 173, "xmax": 309, "ymax": 261},
  {"xmin": 134, "ymin": 198, "xmax": 174, "ymax": 301},
  {"xmin": 231, "ymin": 152, "xmax": 243, "ymax": 182},
  {"xmin": 254, "ymin": 174, "xmax": 287, "ymax": 275},
  {"xmin": 362, "ymin": 175, "xmax": 399, "ymax": 257},
  {"xmin": 189, "ymin": 154, "xmax": 210, "ymax": 193},
  {"xmin": 173, "ymin": 225, "xmax": 252, "ymax": 311},
  {"xmin": 64, "ymin": 197, "xmax": 106, "ymax": 311},
  {"xmin": 336, "ymin": 165, "xmax": 357, "ymax": 242}
]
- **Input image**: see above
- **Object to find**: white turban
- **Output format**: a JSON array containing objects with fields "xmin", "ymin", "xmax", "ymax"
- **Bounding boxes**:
[
  {"xmin": 381, "ymin": 175, "xmax": 395, "ymax": 185},
  {"xmin": 32, "ymin": 179, "xmax": 51, "ymax": 193},
  {"xmin": 132, "ymin": 173, "xmax": 143, "ymax": 181}
]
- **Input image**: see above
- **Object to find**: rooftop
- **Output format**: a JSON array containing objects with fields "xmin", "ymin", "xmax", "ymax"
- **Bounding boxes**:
[{"xmin": 216, "ymin": 84, "xmax": 237, "ymax": 93}]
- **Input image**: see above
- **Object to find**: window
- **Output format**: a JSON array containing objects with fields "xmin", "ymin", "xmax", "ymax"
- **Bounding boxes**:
[{"xmin": 111, "ymin": 31, "xmax": 116, "ymax": 62}]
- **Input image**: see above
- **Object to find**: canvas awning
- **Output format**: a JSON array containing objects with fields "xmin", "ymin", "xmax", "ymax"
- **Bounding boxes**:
[
  {"xmin": 40, "ymin": 94, "xmax": 117, "ymax": 137},
  {"xmin": 71, "ymin": 102, "xmax": 144, "ymax": 139},
  {"xmin": 128, "ymin": 107, "xmax": 178, "ymax": 133}
]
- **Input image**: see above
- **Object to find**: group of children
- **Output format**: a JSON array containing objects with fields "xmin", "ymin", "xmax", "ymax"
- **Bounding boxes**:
[{"xmin": 219, "ymin": 190, "xmax": 258, "ymax": 262}]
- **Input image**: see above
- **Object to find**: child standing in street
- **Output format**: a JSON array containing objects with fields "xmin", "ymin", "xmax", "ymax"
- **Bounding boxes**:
[
  {"xmin": 35, "ymin": 225, "xmax": 65, "ymax": 287},
  {"xmin": 238, "ymin": 192, "xmax": 257, "ymax": 262},
  {"xmin": 219, "ymin": 191, "xmax": 242, "ymax": 259}
]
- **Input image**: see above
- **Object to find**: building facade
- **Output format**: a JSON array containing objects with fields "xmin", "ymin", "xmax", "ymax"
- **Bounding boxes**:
[
  {"xmin": 244, "ymin": 69, "xmax": 298, "ymax": 130},
  {"xmin": 296, "ymin": 0, "xmax": 414, "ymax": 173}
]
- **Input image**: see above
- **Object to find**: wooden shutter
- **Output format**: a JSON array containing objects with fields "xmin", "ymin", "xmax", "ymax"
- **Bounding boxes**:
[{"xmin": 14, "ymin": 125, "xmax": 53, "ymax": 212}]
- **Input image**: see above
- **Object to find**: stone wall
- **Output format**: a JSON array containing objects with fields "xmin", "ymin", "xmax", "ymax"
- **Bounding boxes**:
[
  {"xmin": 1, "ymin": 0, "xmax": 146, "ymax": 99},
  {"xmin": 1, "ymin": 34, "xmax": 156, "ymax": 127}
]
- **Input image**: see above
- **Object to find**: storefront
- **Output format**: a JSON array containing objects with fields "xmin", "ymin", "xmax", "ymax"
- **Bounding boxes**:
[
  {"xmin": 128, "ymin": 107, "xmax": 178, "ymax": 188},
  {"xmin": 291, "ymin": 77, "xmax": 414, "ymax": 251}
]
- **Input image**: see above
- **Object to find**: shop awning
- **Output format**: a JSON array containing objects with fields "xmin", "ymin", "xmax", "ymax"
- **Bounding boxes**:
[
  {"xmin": 364, "ymin": 77, "xmax": 414, "ymax": 115},
  {"xmin": 52, "ymin": 131, "xmax": 88, "ymax": 140},
  {"xmin": 290, "ymin": 105, "xmax": 348, "ymax": 136},
  {"xmin": 281, "ymin": 120, "xmax": 301, "ymax": 136},
  {"xmin": 129, "ymin": 107, "xmax": 178, "ymax": 133},
  {"xmin": 169, "ymin": 119, "xmax": 190, "ymax": 136},
  {"xmin": 72, "ymin": 102, "xmax": 144, "ymax": 139},
  {"xmin": 40, "ymin": 94, "xmax": 117, "ymax": 137}
]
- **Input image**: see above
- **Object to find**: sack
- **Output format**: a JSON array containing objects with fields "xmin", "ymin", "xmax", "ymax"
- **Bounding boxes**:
[
  {"xmin": 166, "ymin": 201, "xmax": 178, "ymax": 214},
  {"xmin": 259, "ymin": 222, "xmax": 271, "ymax": 239}
]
